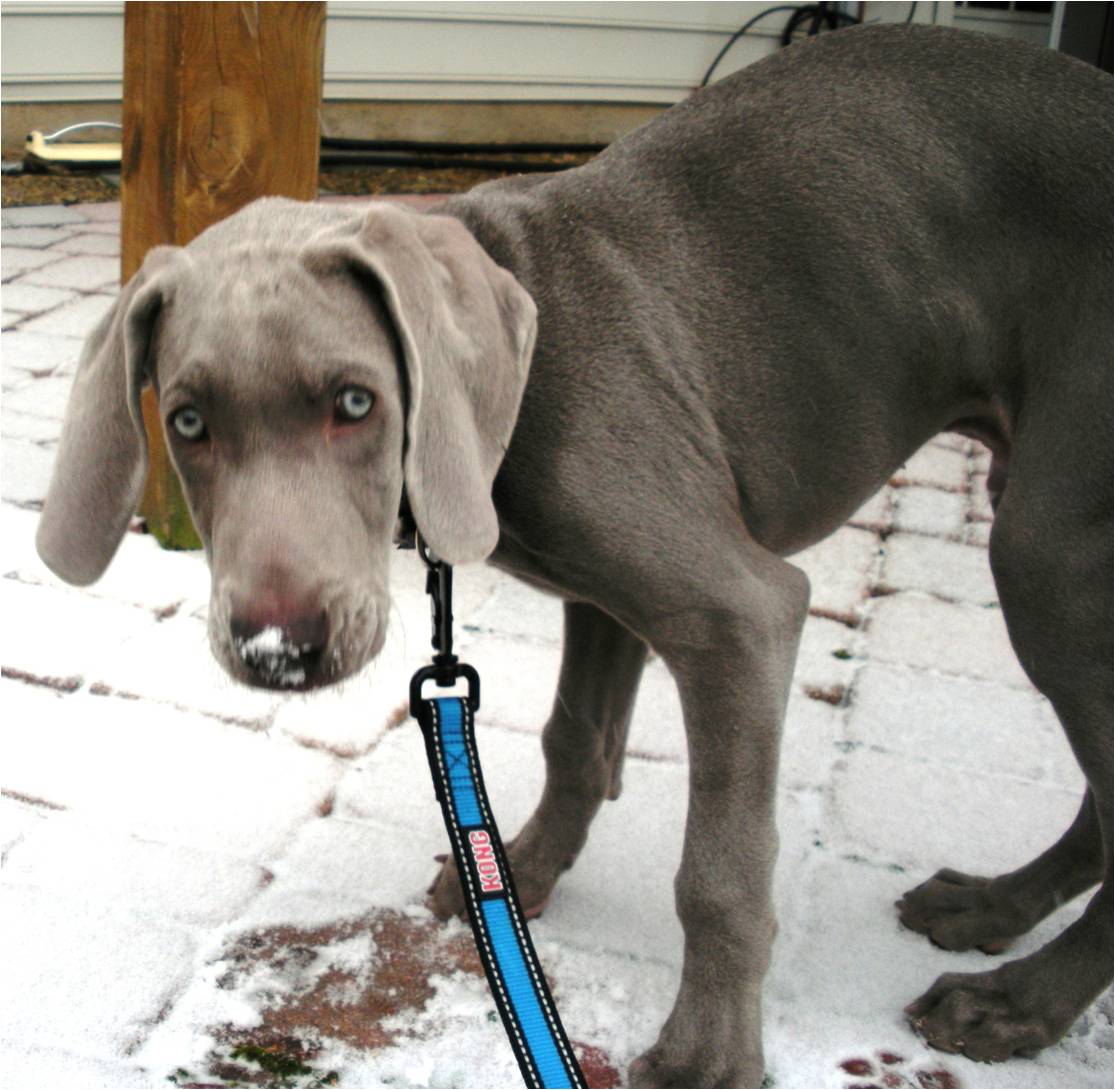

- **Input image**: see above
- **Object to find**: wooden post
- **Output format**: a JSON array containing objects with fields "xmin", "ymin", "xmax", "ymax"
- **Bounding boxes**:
[{"xmin": 121, "ymin": 1, "xmax": 325, "ymax": 548}]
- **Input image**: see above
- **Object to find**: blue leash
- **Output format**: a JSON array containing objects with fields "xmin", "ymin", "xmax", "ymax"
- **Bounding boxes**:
[{"xmin": 409, "ymin": 538, "xmax": 587, "ymax": 1089}]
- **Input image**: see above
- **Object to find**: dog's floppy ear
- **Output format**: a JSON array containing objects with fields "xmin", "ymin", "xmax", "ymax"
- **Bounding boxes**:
[
  {"xmin": 308, "ymin": 204, "xmax": 536, "ymax": 564},
  {"xmin": 36, "ymin": 246, "xmax": 184, "ymax": 585}
]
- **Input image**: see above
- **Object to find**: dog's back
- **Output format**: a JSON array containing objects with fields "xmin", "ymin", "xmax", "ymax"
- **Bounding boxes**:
[
  {"xmin": 449, "ymin": 24, "xmax": 1112, "ymax": 557},
  {"xmin": 447, "ymin": 32, "xmax": 1113, "ymax": 1082}
]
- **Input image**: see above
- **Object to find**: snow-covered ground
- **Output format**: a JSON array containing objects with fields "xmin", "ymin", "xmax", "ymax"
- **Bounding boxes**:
[{"xmin": 2, "ymin": 199, "xmax": 1111, "ymax": 1089}]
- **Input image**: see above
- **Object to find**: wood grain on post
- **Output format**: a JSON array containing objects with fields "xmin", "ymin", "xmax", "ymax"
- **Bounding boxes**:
[{"xmin": 121, "ymin": 1, "xmax": 325, "ymax": 548}]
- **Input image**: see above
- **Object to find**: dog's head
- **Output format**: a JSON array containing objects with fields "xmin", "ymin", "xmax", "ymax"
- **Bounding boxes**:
[{"xmin": 36, "ymin": 198, "xmax": 536, "ymax": 690}]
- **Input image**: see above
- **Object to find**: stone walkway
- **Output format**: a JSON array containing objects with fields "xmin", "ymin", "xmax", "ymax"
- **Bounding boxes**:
[{"xmin": 2, "ymin": 200, "xmax": 1111, "ymax": 1089}]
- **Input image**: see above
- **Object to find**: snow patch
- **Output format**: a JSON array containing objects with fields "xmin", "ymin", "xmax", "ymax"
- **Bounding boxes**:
[{"xmin": 234, "ymin": 625, "xmax": 308, "ymax": 687}]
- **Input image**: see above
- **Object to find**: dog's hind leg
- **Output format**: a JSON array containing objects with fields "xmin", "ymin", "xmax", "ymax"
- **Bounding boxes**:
[
  {"xmin": 898, "ymin": 789, "xmax": 1104, "ymax": 953},
  {"xmin": 429, "ymin": 601, "xmax": 647, "ymax": 918},
  {"xmin": 906, "ymin": 366, "xmax": 1113, "ymax": 1062}
]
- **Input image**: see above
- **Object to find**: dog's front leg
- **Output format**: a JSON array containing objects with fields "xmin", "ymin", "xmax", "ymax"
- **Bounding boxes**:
[
  {"xmin": 505, "ymin": 602, "xmax": 648, "ymax": 908},
  {"xmin": 430, "ymin": 601, "xmax": 647, "ymax": 917},
  {"xmin": 627, "ymin": 542, "xmax": 810, "ymax": 1089}
]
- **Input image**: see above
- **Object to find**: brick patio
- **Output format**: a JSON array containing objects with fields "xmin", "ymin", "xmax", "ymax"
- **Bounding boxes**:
[{"xmin": 2, "ymin": 199, "xmax": 1110, "ymax": 1089}]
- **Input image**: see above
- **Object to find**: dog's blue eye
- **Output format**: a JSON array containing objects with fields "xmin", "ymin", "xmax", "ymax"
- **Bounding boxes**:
[
  {"xmin": 336, "ymin": 386, "xmax": 375, "ymax": 422},
  {"xmin": 170, "ymin": 406, "xmax": 206, "ymax": 441}
]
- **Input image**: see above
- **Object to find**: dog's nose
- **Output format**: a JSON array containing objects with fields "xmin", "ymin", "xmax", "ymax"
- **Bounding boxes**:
[{"xmin": 229, "ymin": 607, "xmax": 329, "ymax": 689}]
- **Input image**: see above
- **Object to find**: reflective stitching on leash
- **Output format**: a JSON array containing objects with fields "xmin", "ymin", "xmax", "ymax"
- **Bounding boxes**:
[
  {"xmin": 458, "ymin": 703, "xmax": 579, "ymax": 1079},
  {"xmin": 411, "ymin": 537, "xmax": 585, "ymax": 1089},
  {"xmin": 429, "ymin": 700, "xmax": 538, "ymax": 1083}
]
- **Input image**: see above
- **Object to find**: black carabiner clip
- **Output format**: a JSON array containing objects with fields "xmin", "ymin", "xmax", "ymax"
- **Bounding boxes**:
[{"xmin": 411, "ymin": 535, "xmax": 481, "ymax": 716}]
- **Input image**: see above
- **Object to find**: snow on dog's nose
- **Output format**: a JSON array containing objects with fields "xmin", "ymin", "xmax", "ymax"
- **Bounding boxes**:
[{"xmin": 229, "ymin": 609, "xmax": 329, "ymax": 690}]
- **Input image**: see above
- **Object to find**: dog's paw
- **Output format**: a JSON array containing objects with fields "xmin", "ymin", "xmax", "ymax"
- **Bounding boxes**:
[
  {"xmin": 897, "ymin": 869, "xmax": 1029, "ymax": 954},
  {"xmin": 905, "ymin": 966, "xmax": 1068, "ymax": 1062},
  {"xmin": 426, "ymin": 852, "xmax": 466, "ymax": 920},
  {"xmin": 628, "ymin": 1044, "xmax": 764, "ymax": 1088},
  {"xmin": 426, "ymin": 851, "xmax": 553, "ymax": 920}
]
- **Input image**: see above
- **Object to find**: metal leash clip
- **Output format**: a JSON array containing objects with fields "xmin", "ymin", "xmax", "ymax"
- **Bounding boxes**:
[{"xmin": 408, "ymin": 535, "xmax": 480, "ymax": 717}]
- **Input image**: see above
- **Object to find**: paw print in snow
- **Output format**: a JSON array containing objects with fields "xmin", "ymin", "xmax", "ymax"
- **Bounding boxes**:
[{"xmin": 840, "ymin": 1050, "xmax": 960, "ymax": 1088}]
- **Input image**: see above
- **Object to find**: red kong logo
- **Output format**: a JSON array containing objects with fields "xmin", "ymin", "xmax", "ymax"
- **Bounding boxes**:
[{"xmin": 469, "ymin": 830, "xmax": 504, "ymax": 893}]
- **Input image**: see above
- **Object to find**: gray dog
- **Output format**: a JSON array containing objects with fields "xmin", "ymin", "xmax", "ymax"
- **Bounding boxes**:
[{"xmin": 36, "ymin": 24, "xmax": 1112, "ymax": 1088}]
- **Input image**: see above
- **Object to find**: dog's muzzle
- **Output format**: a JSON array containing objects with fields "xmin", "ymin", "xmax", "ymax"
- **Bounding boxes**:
[{"xmin": 229, "ymin": 610, "xmax": 329, "ymax": 689}]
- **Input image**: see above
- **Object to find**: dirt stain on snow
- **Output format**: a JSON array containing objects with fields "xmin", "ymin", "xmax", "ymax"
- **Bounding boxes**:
[
  {"xmin": 1, "ymin": 665, "xmax": 81, "ymax": 692},
  {"xmin": 207, "ymin": 910, "xmax": 481, "ymax": 1074},
  {"xmin": 1, "ymin": 787, "xmax": 67, "ymax": 811},
  {"xmin": 193, "ymin": 908, "xmax": 620, "ymax": 1087}
]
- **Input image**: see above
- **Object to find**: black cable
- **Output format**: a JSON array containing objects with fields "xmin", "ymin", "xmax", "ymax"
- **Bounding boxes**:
[
  {"xmin": 699, "ymin": 5, "xmax": 802, "ymax": 87},
  {"xmin": 700, "ymin": 2, "xmax": 861, "ymax": 88},
  {"xmin": 780, "ymin": 4, "xmax": 860, "ymax": 48},
  {"xmin": 318, "ymin": 136, "xmax": 604, "ymax": 177},
  {"xmin": 906, "ymin": 2, "xmax": 919, "ymax": 24},
  {"xmin": 319, "ymin": 150, "xmax": 579, "ymax": 173},
  {"xmin": 320, "ymin": 136, "xmax": 606, "ymax": 156}
]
